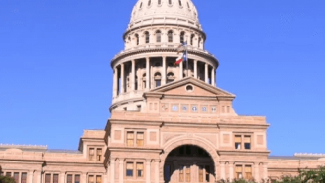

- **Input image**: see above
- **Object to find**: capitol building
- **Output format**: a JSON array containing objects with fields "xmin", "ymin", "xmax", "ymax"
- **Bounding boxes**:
[{"xmin": 1, "ymin": 0, "xmax": 325, "ymax": 183}]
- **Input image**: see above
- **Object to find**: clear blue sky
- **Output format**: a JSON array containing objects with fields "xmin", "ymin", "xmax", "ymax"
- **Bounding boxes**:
[{"xmin": 0, "ymin": 0, "xmax": 324, "ymax": 156}]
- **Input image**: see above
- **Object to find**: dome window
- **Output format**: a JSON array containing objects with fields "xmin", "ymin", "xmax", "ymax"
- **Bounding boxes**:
[
  {"xmin": 167, "ymin": 72, "xmax": 175, "ymax": 83},
  {"xmin": 169, "ymin": 0, "xmax": 172, "ymax": 5},
  {"xmin": 135, "ymin": 34, "xmax": 139, "ymax": 45},
  {"xmin": 190, "ymin": 34, "xmax": 195, "ymax": 45},
  {"xmin": 178, "ymin": 0, "xmax": 182, "ymax": 6},
  {"xmin": 140, "ymin": 2, "xmax": 143, "ymax": 8},
  {"xmin": 168, "ymin": 30, "xmax": 173, "ymax": 43},
  {"xmin": 154, "ymin": 73, "xmax": 162, "ymax": 87},
  {"xmin": 156, "ymin": 30, "xmax": 162, "ymax": 43},
  {"xmin": 180, "ymin": 31, "xmax": 185, "ymax": 44},
  {"xmin": 148, "ymin": 0, "xmax": 151, "ymax": 6},
  {"xmin": 158, "ymin": 0, "xmax": 161, "ymax": 5},
  {"xmin": 145, "ymin": 32, "xmax": 150, "ymax": 43},
  {"xmin": 187, "ymin": 2, "xmax": 190, "ymax": 8}
]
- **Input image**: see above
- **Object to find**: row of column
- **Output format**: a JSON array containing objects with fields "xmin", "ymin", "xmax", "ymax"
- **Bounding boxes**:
[
  {"xmin": 109, "ymin": 159, "xmax": 160, "ymax": 183},
  {"xmin": 112, "ymin": 58, "xmax": 216, "ymax": 98}
]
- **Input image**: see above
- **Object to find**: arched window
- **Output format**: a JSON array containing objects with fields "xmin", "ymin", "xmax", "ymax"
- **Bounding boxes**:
[
  {"xmin": 169, "ymin": 0, "xmax": 172, "ymax": 5},
  {"xmin": 135, "ymin": 34, "xmax": 139, "ymax": 45},
  {"xmin": 148, "ymin": 0, "xmax": 151, "ymax": 6},
  {"xmin": 145, "ymin": 32, "xmax": 150, "ymax": 43},
  {"xmin": 135, "ymin": 76, "xmax": 138, "ymax": 90},
  {"xmin": 187, "ymin": 2, "xmax": 190, "ymax": 8},
  {"xmin": 198, "ymin": 37, "xmax": 202, "ymax": 48},
  {"xmin": 156, "ymin": 30, "xmax": 162, "ymax": 43},
  {"xmin": 180, "ymin": 31, "xmax": 185, "ymax": 44},
  {"xmin": 178, "ymin": 0, "xmax": 182, "ymax": 6},
  {"xmin": 158, "ymin": 0, "xmax": 161, "ymax": 5},
  {"xmin": 168, "ymin": 30, "xmax": 173, "ymax": 43},
  {"xmin": 140, "ymin": 2, "xmax": 143, "ymax": 8},
  {"xmin": 142, "ymin": 73, "xmax": 146, "ymax": 90},
  {"xmin": 154, "ymin": 73, "xmax": 162, "ymax": 87},
  {"xmin": 190, "ymin": 34, "xmax": 194, "ymax": 45},
  {"xmin": 167, "ymin": 72, "xmax": 175, "ymax": 83}
]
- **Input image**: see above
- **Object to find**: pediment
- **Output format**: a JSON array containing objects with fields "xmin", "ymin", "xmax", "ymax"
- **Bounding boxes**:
[{"xmin": 146, "ymin": 77, "xmax": 235, "ymax": 99}]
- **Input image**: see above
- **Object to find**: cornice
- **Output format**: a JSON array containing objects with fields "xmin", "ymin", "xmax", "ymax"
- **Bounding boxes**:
[
  {"xmin": 110, "ymin": 47, "xmax": 218, "ymax": 68},
  {"xmin": 218, "ymin": 123, "xmax": 270, "ymax": 129},
  {"xmin": 109, "ymin": 97, "xmax": 144, "ymax": 112},
  {"xmin": 217, "ymin": 150, "xmax": 271, "ymax": 156},
  {"xmin": 108, "ymin": 147, "xmax": 162, "ymax": 153}
]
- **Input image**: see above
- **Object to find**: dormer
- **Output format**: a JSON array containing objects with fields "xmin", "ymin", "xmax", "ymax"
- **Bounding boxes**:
[{"xmin": 78, "ymin": 130, "xmax": 106, "ymax": 162}]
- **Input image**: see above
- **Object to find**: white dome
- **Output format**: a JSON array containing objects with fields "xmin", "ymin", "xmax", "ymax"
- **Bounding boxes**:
[{"xmin": 128, "ymin": 0, "xmax": 202, "ymax": 31}]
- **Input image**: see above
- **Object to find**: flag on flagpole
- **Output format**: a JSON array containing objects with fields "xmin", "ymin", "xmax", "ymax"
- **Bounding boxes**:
[{"xmin": 175, "ymin": 51, "xmax": 187, "ymax": 65}]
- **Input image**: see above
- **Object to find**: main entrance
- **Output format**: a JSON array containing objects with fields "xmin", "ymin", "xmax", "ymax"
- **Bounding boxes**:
[{"xmin": 164, "ymin": 145, "xmax": 215, "ymax": 183}]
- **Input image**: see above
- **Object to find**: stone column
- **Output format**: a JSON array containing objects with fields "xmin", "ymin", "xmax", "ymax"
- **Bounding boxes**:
[
  {"xmin": 194, "ymin": 60, "xmax": 197, "ymax": 78},
  {"xmin": 154, "ymin": 160, "xmax": 159, "ymax": 183},
  {"xmin": 113, "ymin": 67, "xmax": 118, "ymax": 97},
  {"xmin": 121, "ymin": 63, "xmax": 125, "ymax": 94},
  {"xmin": 34, "ymin": 171, "xmax": 41, "ymax": 183},
  {"xmin": 179, "ymin": 62, "xmax": 183, "ymax": 79},
  {"xmin": 146, "ymin": 57, "xmax": 150, "ymax": 91},
  {"xmin": 28, "ymin": 171, "xmax": 34, "ymax": 183},
  {"xmin": 81, "ymin": 173, "xmax": 87, "ymax": 183},
  {"xmin": 110, "ymin": 160, "xmax": 115, "ymax": 183},
  {"xmin": 162, "ymin": 56, "xmax": 166, "ymax": 85},
  {"xmin": 263, "ymin": 163, "xmax": 268, "ymax": 180},
  {"xmin": 119, "ymin": 160, "xmax": 124, "ymax": 183},
  {"xmin": 220, "ymin": 162, "xmax": 225, "ymax": 180},
  {"xmin": 146, "ymin": 160, "xmax": 151, "ymax": 183},
  {"xmin": 211, "ymin": 67, "xmax": 215, "ymax": 87},
  {"xmin": 204, "ymin": 63, "xmax": 208, "ymax": 83},
  {"xmin": 60, "ymin": 172, "xmax": 65, "ymax": 183},
  {"xmin": 131, "ymin": 60, "xmax": 136, "ymax": 91},
  {"xmin": 229, "ymin": 163, "xmax": 234, "ymax": 181},
  {"xmin": 254, "ymin": 164, "xmax": 260, "ymax": 183}
]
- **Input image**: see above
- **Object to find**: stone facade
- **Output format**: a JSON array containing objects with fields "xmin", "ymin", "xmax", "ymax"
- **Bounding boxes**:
[{"xmin": 1, "ymin": 0, "xmax": 324, "ymax": 183}]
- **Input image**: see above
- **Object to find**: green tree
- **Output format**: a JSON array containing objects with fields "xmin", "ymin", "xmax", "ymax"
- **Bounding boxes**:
[{"xmin": 0, "ymin": 166, "xmax": 16, "ymax": 183}]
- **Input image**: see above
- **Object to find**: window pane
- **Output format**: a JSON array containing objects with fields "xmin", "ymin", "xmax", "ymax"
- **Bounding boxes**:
[
  {"xmin": 96, "ymin": 176, "xmax": 101, "ymax": 183},
  {"xmin": 137, "ymin": 132, "xmax": 144, "ymax": 147},
  {"xmin": 6, "ymin": 172, "xmax": 12, "ymax": 177},
  {"xmin": 53, "ymin": 174, "xmax": 59, "ymax": 183},
  {"xmin": 244, "ymin": 136, "xmax": 251, "ymax": 143},
  {"xmin": 179, "ymin": 165, "xmax": 184, "ymax": 182},
  {"xmin": 126, "ymin": 162, "xmax": 134, "ymax": 177},
  {"xmin": 21, "ymin": 173, "xmax": 27, "ymax": 183},
  {"xmin": 67, "ymin": 175, "xmax": 72, "ymax": 183},
  {"xmin": 164, "ymin": 165, "xmax": 171, "ymax": 182},
  {"xmin": 97, "ymin": 149, "xmax": 102, "ymax": 161},
  {"xmin": 185, "ymin": 166, "xmax": 190, "ymax": 182},
  {"xmin": 88, "ymin": 175, "xmax": 94, "ymax": 183},
  {"xmin": 205, "ymin": 166, "xmax": 210, "ymax": 182},
  {"xmin": 127, "ymin": 132, "xmax": 134, "ymax": 146},
  {"xmin": 45, "ymin": 174, "xmax": 51, "ymax": 183},
  {"xmin": 75, "ymin": 175, "xmax": 80, "ymax": 183},
  {"xmin": 13, "ymin": 173, "xmax": 19, "ymax": 183},
  {"xmin": 235, "ymin": 136, "xmax": 242, "ymax": 143},
  {"xmin": 137, "ymin": 162, "xmax": 144, "ymax": 177},
  {"xmin": 89, "ymin": 148, "xmax": 95, "ymax": 161},
  {"xmin": 198, "ymin": 166, "xmax": 203, "ymax": 182}
]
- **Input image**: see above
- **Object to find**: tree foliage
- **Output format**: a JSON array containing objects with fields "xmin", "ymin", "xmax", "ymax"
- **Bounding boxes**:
[
  {"xmin": 0, "ymin": 166, "xmax": 16, "ymax": 183},
  {"xmin": 217, "ymin": 166, "xmax": 325, "ymax": 183}
]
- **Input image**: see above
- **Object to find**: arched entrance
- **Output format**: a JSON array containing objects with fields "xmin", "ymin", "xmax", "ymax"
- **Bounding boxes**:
[{"xmin": 163, "ymin": 145, "xmax": 215, "ymax": 183}]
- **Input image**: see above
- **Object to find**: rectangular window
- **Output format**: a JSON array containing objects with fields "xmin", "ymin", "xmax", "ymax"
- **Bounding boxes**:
[
  {"xmin": 205, "ymin": 166, "xmax": 210, "ymax": 182},
  {"xmin": 21, "ymin": 173, "xmax": 27, "ymax": 183},
  {"xmin": 127, "ymin": 132, "xmax": 134, "ymax": 146},
  {"xmin": 136, "ymin": 132, "xmax": 144, "ymax": 147},
  {"xmin": 0, "ymin": 171, "xmax": 4, "ymax": 176},
  {"xmin": 89, "ymin": 148, "xmax": 95, "ymax": 161},
  {"xmin": 179, "ymin": 165, "xmax": 184, "ymax": 182},
  {"xmin": 6, "ymin": 172, "xmax": 12, "ymax": 177},
  {"xmin": 88, "ymin": 175, "xmax": 94, "ymax": 183},
  {"xmin": 198, "ymin": 166, "xmax": 203, "ymax": 182},
  {"xmin": 235, "ymin": 165, "xmax": 243, "ymax": 179},
  {"xmin": 245, "ymin": 165, "xmax": 252, "ymax": 180},
  {"xmin": 75, "ymin": 175, "xmax": 80, "ymax": 183},
  {"xmin": 45, "ymin": 174, "xmax": 51, "ymax": 183},
  {"xmin": 156, "ymin": 80, "xmax": 161, "ymax": 87},
  {"xmin": 126, "ymin": 162, "xmax": 134, "ymax": 177},
  {"xmin": 235, "ymin": 135, "xmax": 242, "ymax": 150},
  {"xmin": 13, "ymin": 172, "xmax": 19, "ymax": 183},
  {"xmin": 244, "ymin": 136, "xmax": 251, "ymax": 150},
  {"xmin": 185, "ymin": 166, "xmax": 190, "ymax": 182},
  {"xmin": 96, "ymin": 176, "xmax": 101, "ymax": 183},
  {"xmin": 67, "ymin": 175, "xmax": 72, "ymax": 183},
  {"xmin": 96, "ymin": 148, "xmax": 102, "ymax": 161},
  {"xmin": 136, "ymin": 162, "xmax": 144, "ymax": 178},
  {"xmin": 53, "ymin": 174, "xmax": 59, "ymax": 183}
]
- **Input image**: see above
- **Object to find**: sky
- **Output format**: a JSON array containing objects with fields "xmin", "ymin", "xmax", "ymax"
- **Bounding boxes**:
[{"xmin": 0, "ymin": 0, "xmax": 324, "ymax": 156}]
